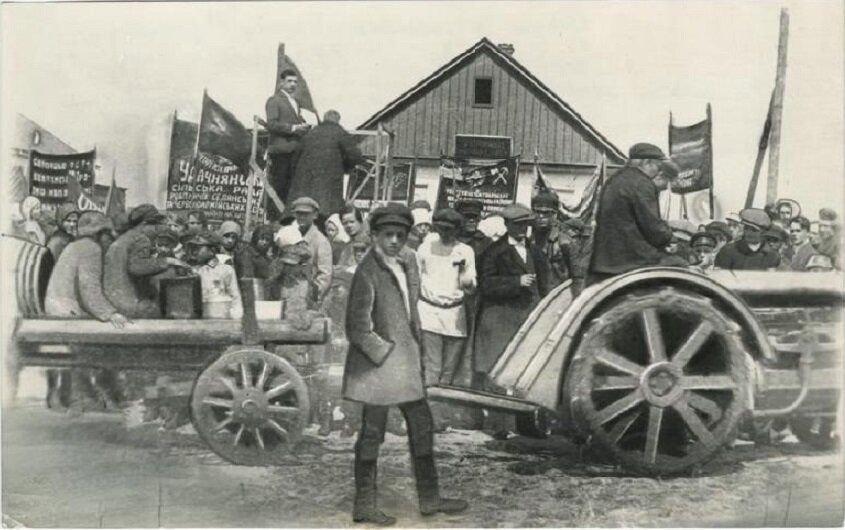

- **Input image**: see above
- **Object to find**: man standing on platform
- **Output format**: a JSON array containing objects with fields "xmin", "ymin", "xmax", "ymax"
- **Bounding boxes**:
[
  {"xmin": 262, "ymin": 69, "xmax": 310, "ymax": 220},
  {"xmin": 289, "ymin": 110, "xmax": 363, "ymax": 216},
  {"xmin": 343, "ymin": 204, "xmax": 468, "ymax": 525},
  {"xmin": 588, "ymin": 143, "xmax": 675, "ymax": 285}
]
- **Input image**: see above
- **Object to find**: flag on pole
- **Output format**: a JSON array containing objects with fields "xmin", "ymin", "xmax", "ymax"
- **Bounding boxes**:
[
  {"xmin": 276, "ymin": 44, "xmax": 317, "ymax": 114},
  {"xmin": 67, "ymin": 174, "xmax": 105, "ymax": 213},
  {"xmin": 556, "ymin": 159, "xmax": 605, "ymax": 222},
  {"xmin": 104, "ymin": 171, "xmax": 124, "ymax": 216},
  {"xmin": 197, "ymin": 91, "xmax": 252, "ymax": 170}
]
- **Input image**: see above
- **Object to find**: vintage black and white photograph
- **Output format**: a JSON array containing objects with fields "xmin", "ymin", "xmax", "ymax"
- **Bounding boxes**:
[{"xmin": 1, "ymin": 1, "xmax": 843, "ymax": 527}]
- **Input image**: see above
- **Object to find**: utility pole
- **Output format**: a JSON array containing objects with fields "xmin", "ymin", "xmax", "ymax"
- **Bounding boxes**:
[{"xmin": 765, "ymin": 8, "xmax": 789, "ymax": 205}]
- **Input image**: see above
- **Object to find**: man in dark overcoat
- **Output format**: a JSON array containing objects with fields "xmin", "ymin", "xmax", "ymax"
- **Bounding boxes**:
[
  {"xmin": 104, "ymin": 204, "xmax": 188, "ymax": 318},
  {"xmin": 262, "ymin": 69, "xmax": 310, "ymax": 220},
  {"xmin": 588, "ymin": 142, "xmax": 675, "ymax": 285},
  {"xmin": 342, "ymin": 203, "xmax": 468, "ymax": 525},
  {"xmin": 474, "ymin": 203, "xmax": 550, "ymax": 380},
  {"xmin": 289, "ymin": 110, "xmax": 363, "ymax": 215}
]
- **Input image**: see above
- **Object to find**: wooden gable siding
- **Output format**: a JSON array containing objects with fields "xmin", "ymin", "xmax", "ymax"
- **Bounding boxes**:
[{"xmin": 361, "ymin": 49, "xmax": 611, "ymax": 165}]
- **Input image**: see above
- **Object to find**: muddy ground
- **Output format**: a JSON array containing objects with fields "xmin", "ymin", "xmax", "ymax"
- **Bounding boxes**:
[{"xmin": 2, "ymin": 368, "xmax": 844, "ymax": 528}]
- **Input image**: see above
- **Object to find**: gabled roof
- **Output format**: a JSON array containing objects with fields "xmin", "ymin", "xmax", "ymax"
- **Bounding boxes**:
[{"xmin": 359, "ymin": 37, "xmax": 626, "ymax": 161}]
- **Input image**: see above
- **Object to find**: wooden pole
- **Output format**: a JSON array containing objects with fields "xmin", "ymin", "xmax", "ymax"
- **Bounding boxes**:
[
  {"xmin": 244, "ymin": 116, "xmax": 259, "ymax": 236},
  {"xmin": 765, "ymin": 8, "xmax": 789, "ymax": 205},
  {"xmin": 707, "ymin": 103, "xmax": 714, "ymax": 219},
  {"xmin": 373, "ymin": 124, "xmax": 383, "ymax": 207},
  {"xmin": 385, "ymin": 130, "xmax": 395, "ymax": 202},
  {"xmin": 276, "ymin": 43, "xmax": 285, "ymax": 92},
  {"xmin": 746, "ymin": 91, "xmax": 775, "ymax": 208}
]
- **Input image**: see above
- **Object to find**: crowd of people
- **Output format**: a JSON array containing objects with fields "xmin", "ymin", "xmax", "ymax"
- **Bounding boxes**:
[{"xmin": 6, "ymin": 67, "xmax": 841, "ymax": 525}]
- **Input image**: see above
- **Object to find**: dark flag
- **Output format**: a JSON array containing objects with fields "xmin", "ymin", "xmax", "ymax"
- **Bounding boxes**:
[
  {"xmin": 104, "ymin": 173, "xmax": 125, "ymax": 217},
  {"xmin": 276, "ymin": 45, "xmax": 317, "ymax": 114},
  {"xmin": 197, "ymin": 91, "xmax": 252, "ymax": 170},
  {"xmin": 668, "ymin": 112, "xmax": 713, "ymax": 194}
]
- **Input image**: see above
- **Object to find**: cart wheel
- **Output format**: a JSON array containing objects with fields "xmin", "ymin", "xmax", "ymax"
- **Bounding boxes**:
[
  {"xmin": 570, "ymin": 287, "xmax": 750, "ymax": 475},
  {"xmin": 790, "ymin": 416, "xmax": 838, "ymax": 450},
  {"xmin": 516, "ymin": 408, "xmax": 552, "ymax": 439},
  {"xmin": 190, "ymin": 347, "xmax": 310, "ymax": 466}
]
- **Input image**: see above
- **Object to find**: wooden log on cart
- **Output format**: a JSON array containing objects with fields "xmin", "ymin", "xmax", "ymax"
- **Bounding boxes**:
[{"xmin": 14, "ymin": 317, "xmax": 329, "ymax": 346}]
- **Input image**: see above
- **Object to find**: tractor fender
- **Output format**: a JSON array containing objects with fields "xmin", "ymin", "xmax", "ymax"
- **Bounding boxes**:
[{"xmin": 489, "ymin": 267, "xmax": 774, "ymax": 412}]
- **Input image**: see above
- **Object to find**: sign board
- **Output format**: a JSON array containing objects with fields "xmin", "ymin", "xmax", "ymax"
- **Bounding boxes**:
[
  {"xmin": 166, "ymin": 118, "xmax": 264, "ymax": 227},
  {"xmin": 455, "ymin": 135, "xmax": 511, "ymax": 160},
  {"xmin": 347, "ymin": 159, "xmax": 416, "ymax": 202},
  {"xmin": 28, "ymin": 150, "xmax": 96, "ymax": 206},
  {"xmin": 435, "ymin": 156, "xmax": 519, "ymax": 214}
]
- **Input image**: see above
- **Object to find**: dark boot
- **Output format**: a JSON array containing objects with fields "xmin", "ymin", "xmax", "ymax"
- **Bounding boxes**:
[
  {"xmin": 414, "ymin": 456, "xmax": 468, "ymax": 516},
  {"xmin": 352, "ymin": 459, "xmax": 396, "ymax": 526}
]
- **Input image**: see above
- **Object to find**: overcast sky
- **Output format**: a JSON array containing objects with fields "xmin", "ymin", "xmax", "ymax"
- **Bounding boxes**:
[{"xmin": 2, "ymin": 0, "xmax": 843, "ymax": 216}]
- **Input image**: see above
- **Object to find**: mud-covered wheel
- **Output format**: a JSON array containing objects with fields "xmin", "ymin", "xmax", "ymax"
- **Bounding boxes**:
[
  {"xmin": 516, "ymin": 408, "xmax": 552, "ymax": 439},
  {"xmin": 190, "ymin": 347, "xmax": 310, "ymax": 466},
  {"xmin": 570, "ymin": 287, "xmax": 750, "ymax": 475},
  {"xmin": 790, "ymin": 416, "xmax": 838, "ymax": 450}
]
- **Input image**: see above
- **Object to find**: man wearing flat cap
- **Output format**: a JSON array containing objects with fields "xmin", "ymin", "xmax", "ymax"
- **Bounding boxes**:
[
  {"xmin": 416, "ymin": 208, "xmax": 477, "ymax": 388},
  {"xmin": 475, "ymin": 203, "xmax": 550, "ymax": 437},
  {"xmin": 343, "ymin": 203, "xmax": 468, "ymax": 525},
  {"xmin": 291, "ymin": 196, "xmax": 333, "ymax": 302},
  {"xmin": 815, "ymin": 208, "xmax": 841, "ymax": 269},
  {"xmin": 690, "ymin": 232, "xmax": 718, "ymax": 272},
  {"xmin": 455, "ymin": 200, "xmax": 493, "ymax": 260},
  {"xmin": 531, "ymin": 190, "xmax": 571, "ymax": 288},
  {"xmin": 105, "ymin": 204, "xmax": 189, "ymax": 317},
  {"xmin": 588, "ymin": 143, "xmax": 675, "ymax": 284},
  {"xmin": 714, "ymin": 208, "xmax": 780, "ymax": 270}
]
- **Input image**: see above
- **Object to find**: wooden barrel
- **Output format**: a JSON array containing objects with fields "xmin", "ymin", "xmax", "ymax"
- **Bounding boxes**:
[{"xmin": 3, "ymin": 235, "xmax": 54, "ymax": 317}]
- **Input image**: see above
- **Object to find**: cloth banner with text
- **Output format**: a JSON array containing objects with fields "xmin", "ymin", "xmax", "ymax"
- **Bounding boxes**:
[
  {"xmin": 165, "ymin": 117, "xmax": 265, "ymax": 227},
  {"xmin": 28, "ymin": 150, "xmax": 96, "ymax": 207},
  {"xmin": 669, "ymin": 117, "xmax": 712, "ymax": 194},
  {"xmin": 435, "ymin": 156, "xmax": 519, "ymax": 213}
]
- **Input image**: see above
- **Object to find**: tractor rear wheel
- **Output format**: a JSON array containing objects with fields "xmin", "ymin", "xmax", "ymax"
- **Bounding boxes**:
[{"xmin": 570, "ymin": 287, "xmax": 751, "ymax": 475}]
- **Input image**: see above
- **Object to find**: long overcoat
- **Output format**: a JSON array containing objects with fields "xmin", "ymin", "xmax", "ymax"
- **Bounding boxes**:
[
  {"xmin": 474, "ymin": 237, "xmax": 550, "ymax": 375},
  {"xmin": 590, "ymin": 166, "xmax": 673, "ymax": 275},
  {"xmin": 104, "ymin": 226, "xmax": 170, "ymax": 318},
  {"xmin": 290, "ymin": 122, "xmax": 364, "ymax": 215},
  {"xmin": 342, "ymin": 247, "xmax": 426, "ymax": 406}
]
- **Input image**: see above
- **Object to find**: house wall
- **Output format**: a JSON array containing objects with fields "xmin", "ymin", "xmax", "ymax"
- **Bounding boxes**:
[{"xmin": 360, "ymin": 48, "xmax": 620, "ymax": 166}]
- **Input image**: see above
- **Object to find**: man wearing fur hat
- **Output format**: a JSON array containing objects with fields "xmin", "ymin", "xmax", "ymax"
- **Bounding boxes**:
[
  {"xmin": 46, "ymin": 202, "xmax": 79, "ymax": 260},
  {"xmin": 45, "ymin": 211, "xmax": 129, "ymax": 413},
  {"xmin": 104, "ymin": 204, "xmax": 189, "ymax": 318},
  {"xmin": 343, "ymin": 203, "xmax": 468, "ymax": 525}
]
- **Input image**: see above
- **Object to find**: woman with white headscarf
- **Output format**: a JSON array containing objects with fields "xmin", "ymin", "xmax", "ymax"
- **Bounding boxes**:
[{"xmin": 19, "ymin": 196, "xmax": 46, "ymax": 245}]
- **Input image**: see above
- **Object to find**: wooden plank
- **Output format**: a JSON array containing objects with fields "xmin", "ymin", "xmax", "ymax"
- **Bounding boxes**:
[
  {"xmin": 15, "ymin": 318, "xmax": 329, "ymax": 346},
  {"xmin": 507, "ymin": 70, "xmax": 519, "ymax": 143},
  {"xmin": 426, "ymin": 384, "xmax": 539, "ymax": 413},
  {"xmin": 554, "ymin": 114, "xmax": 566, "ymax": 163},
  {"xmin": 429, "ymin": 76, "xmax": 444, "ymax": 155},
  {"xmin": 563, "ymin": 118, "xmax": 573, "ymax": 161}
]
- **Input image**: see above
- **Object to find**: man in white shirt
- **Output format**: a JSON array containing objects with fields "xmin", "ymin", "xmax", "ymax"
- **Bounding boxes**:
[
  {"xmin": 291, "ymin": 196, "xmax": 333, "ymax": 302},
  {"xmin": 417, "ymin": 208, "xmax": 476, "ymax": 386}
]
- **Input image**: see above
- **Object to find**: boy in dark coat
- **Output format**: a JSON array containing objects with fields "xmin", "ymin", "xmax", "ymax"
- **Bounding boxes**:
[{"xmin": 343, "ymin": 203, "xmax": 467, "ymax": 525}]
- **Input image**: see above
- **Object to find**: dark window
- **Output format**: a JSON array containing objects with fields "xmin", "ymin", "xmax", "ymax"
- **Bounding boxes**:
[{"xmin": 473, "ymin": 77, "xmax": 493, "ymax": 106}]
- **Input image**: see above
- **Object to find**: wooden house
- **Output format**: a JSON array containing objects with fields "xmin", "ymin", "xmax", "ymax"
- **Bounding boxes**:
[{"xmin": 357, "ymin": 37, "xmax": 626, "ymax": 206}]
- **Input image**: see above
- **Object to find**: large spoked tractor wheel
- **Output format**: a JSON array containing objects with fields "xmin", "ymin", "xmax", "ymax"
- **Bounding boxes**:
[
  {"xmin": 190, "ymin": 347, "xmax": 310, "ymax": 466},
  {"xmin": 570, "ymin": 287, "xmax": 751, "ymax": 475}
]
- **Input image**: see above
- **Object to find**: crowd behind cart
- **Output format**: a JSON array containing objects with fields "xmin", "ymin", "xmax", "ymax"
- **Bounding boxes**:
[{"xmin": 9, "ymin": 167, "xmax": 841, "ymax": 430}]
